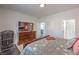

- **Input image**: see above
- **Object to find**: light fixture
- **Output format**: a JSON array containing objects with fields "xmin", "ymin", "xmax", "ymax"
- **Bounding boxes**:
[{"xmin": 40, "ymin": 4, "xmax": 45, "ymax": 7}]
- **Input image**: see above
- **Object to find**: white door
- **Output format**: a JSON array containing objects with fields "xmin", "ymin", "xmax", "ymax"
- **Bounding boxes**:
[{"xmin": 64, "ymin": 19, "xmax": 75, "ymax": 40}]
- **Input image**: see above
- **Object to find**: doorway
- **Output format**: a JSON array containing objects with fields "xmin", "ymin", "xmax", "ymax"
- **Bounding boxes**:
[
  {"xmin": 40, "ymin": 22, "xmax": 46, "ymax": 37},
  {"xmin": 64, "ymin": 19, "xmax": 75, "ymax": 40}
]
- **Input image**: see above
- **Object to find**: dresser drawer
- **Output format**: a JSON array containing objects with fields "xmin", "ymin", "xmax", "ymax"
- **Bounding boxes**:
[{"xmin": 19, "ymin": 31, "xmax": 36, "ymax": 45}]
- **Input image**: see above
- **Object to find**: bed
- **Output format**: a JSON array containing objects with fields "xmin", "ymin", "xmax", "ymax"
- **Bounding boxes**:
[{"xmin": 21, "ymin": 37, "xmax": 73, "ymax": 55}]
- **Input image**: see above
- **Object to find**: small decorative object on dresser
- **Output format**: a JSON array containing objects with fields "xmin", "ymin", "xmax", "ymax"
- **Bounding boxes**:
[{"xmin": 18, "ymin": 22, "xmax": 36, "ymax": 45}]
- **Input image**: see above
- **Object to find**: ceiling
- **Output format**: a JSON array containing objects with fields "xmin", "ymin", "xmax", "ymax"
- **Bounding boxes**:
[{"xmin": 0, "ymin": 4, "xmax": 79, "ymax": 18}]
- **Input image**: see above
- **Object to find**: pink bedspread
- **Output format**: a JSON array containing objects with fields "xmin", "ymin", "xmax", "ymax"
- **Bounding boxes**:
[{"xmin": 73, "ymin": 39, "xmax": 79, "ymax": 55}]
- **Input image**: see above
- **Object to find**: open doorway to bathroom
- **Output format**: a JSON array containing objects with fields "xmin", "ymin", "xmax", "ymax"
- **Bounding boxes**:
[{"xmin": 40, "ymin": 22, "xmax": 46, "ymax": 37}]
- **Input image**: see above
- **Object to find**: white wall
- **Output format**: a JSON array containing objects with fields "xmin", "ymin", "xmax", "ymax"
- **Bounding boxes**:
[
  {"xmin": 0, "ymin": 8, "xmax": 38, "ymax": 44},
  {"xmin": 0, "ymin": 9, "xmax": 4, "ymax": 31},
  {"xmin": 39, "ymin": 8, "xmax": 79, "ymax": 38},
  {"xmin": 1, "ymin": 7, "xmax": 79, "ymax": 44}
]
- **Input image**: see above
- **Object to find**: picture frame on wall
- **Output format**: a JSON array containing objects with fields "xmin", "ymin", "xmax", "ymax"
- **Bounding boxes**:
[{"xmin": 18, "ymin": 22, "xmax": 33, "ymax": 32}]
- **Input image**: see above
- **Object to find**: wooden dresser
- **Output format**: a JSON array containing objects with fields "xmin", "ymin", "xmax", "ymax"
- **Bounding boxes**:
[
  {"xmin": 18, "ymin": 22, "xmax": 36, "ymax": 45},
  {"xmin": 19, "ymin": 31, "xmax": 36, "ymax": 45}
]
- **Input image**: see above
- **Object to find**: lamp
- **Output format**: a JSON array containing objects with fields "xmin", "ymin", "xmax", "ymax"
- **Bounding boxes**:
[{"xmin": 40, "ymin": 4, "xmax": 45, "ymax": 7}]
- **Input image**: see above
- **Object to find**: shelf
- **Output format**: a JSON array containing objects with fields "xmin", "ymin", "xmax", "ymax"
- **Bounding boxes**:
[{"xmin": 1, "ymin": 38, "xmax": 13, "ymax": 41}]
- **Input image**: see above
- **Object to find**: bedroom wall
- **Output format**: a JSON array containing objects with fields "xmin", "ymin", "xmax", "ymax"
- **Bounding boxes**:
[
  {"xmin": 39, "ymin": 8, "xmax": 79, "ymax": 38},
  {"xmin": 1, "ymin": 7, "xmax": 79, "ymax": 44},
  {"xmin": 0, "ymin": 9, "xmax": 4, "ymax": 31},
  {"xmin": 0, "ymin": 7, "xmax": 38, "ymax": 44}
]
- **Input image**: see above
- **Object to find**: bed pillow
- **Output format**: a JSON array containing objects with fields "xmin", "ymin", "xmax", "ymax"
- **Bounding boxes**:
[{"xmin": 46, "ymin": 36, "xmax": 55, "ymax": 40}]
